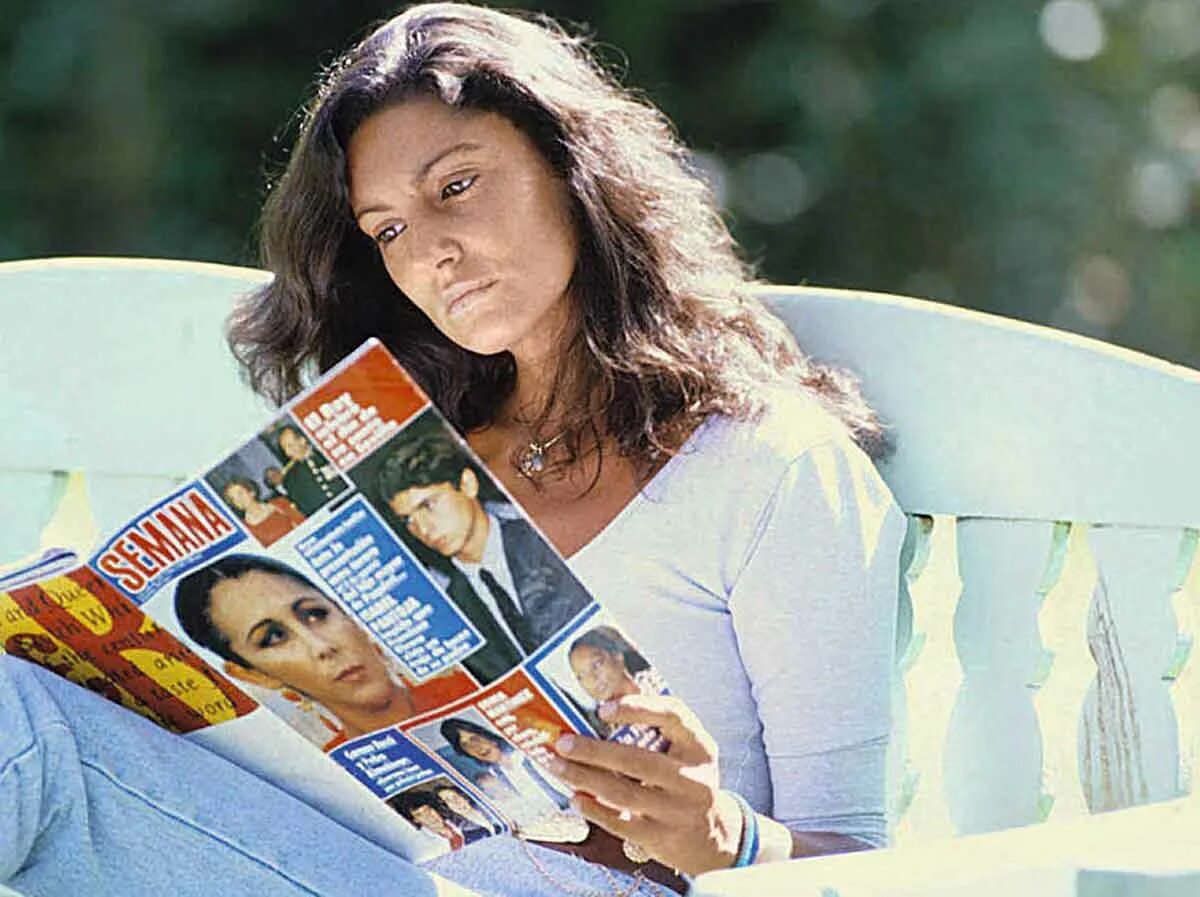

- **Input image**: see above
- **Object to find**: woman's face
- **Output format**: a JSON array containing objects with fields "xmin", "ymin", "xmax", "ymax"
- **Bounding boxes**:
[
  {"xmin": 437, "ymin": 788, "xmax": 474, "ymax": 817},
  {"xmin": 569, "ymin": 643, "xmax": 634, "ymax": 703},
  {"xmin": 457, "ymin": 728, "xmax": 504, "ymax": 764},
  {"xmin": 347, "ymin": 94, "xmax": 579, "ymax": 362},
  {"xmin": 208, "ymin": 570, "xmax": 396, "ymax": 713},
  {"xmin": 411, "ymin": 803, "xmax": 450, "ymax": 836},
  {"xmin": 223, "ymin": 483, "xmax": 255, "ymax": 512},
  {"xmin": 278, "ymin": 428, "xmax": 311, "ymax": 461}
]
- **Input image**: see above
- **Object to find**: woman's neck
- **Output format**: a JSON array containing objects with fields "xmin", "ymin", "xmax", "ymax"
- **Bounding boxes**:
[
  {"xmin": 243, "ymin": 501, "xmax": 273, "ymax": 524},
  {"xmin": 501, "ymin": 360, "xmax": 569, "ymax": 432}
]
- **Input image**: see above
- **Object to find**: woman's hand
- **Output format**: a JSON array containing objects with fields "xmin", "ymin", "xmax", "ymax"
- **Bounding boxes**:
[{"xmin": 548, "ymin": 693, "xmax": 745, "ymax": 876}]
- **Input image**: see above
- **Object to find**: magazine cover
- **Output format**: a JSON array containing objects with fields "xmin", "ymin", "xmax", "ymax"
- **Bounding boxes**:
[{"xmin": 0, "ymin": 340, "xmax": 671, "ymax": 860}]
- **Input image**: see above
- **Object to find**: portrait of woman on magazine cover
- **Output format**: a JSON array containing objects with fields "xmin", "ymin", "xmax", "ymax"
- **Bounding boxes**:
[
  {"xmin": 565, "ymin": 625, "xmax": 667, "ymax": 739},
  {"xmin": 388, "ymin": 777, "xmax": 503, "ymax": 849},
  {"xmin": 172, "ymin": 552, "xmax": 475, "ymax": 748},
  {"xmin": 217, "ymin": 475, "xmax": 306, "ymax": 547},
  {"xmin": 2, "ymin": 4, "xmax": 904, "ymax": 896}
]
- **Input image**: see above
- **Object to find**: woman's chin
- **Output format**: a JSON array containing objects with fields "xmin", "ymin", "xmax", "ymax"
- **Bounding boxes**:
[{"xmin": 446, "ymin": 332, "xmax": 514, "ymax": 357}]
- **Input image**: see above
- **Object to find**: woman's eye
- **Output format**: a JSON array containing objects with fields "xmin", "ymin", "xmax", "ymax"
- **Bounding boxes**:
[
  {"xmin": 258, "ymin": 624, "xmax": 286, "ymax": 649},
  {"xmin": 301, "ymin": 605, "xmax": 329, "ymax": 623},
  {"xmin": 373, "ymin": 223, "xmax": 405, "ymax": 246},
  {"xmin": 440, "ymin": 174, "xmax": 477, "ymax": 200}
]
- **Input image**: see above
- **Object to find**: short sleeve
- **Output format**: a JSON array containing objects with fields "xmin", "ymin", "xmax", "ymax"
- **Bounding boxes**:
[{"xmin": 728, "ymin": 434, "xmax": 905, "ymax": 846}]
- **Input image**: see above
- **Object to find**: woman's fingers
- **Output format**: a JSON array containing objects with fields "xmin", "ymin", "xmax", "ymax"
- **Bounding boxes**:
[
  {"xmin": 597, "ymin": 694, "xmax": 717, "ymax": 764},
  {"xmin": 545, "ymin": 694, "xmax": 740, "ymax": 875},
  {"xmin": 549, "ymin": 755, "xmax": 667, "ymax": 816},
  {"xmin": 553, "ymin": 733, "xmax": 683, "ymax": 788},
  {"xmin": 569, "ymin": 791, "xmax": 653, "ymax": 843}
]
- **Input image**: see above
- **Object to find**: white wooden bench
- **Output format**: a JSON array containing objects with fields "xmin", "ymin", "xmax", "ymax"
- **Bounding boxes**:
[
  {"xmin": 3, "ymin": 258, "xmax": 1198, "ymax": 882},
  {"xmin": 759, "ymin": 285, "xmax": 1200, "ymax": 843}
]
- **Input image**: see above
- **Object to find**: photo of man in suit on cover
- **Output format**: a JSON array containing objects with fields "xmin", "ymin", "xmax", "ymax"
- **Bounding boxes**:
[{"xmin": 366, "ymin": 413, "xmax": 592, "ymax": 683}]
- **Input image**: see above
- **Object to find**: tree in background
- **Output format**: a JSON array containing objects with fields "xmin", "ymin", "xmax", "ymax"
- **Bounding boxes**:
[{"xmin": 2, "ymin": 0, "xmax": 1197, "ymax": 365}]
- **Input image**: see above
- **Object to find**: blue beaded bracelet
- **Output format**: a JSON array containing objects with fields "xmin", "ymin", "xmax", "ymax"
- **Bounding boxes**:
[{"xmin": 729, "ymin": 792, "xmax": 760, "ymax": 868}]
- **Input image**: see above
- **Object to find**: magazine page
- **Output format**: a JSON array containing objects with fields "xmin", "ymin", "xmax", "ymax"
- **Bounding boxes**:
[
  {"xmin": 2, "ymin": 339, "xmax": 673, "ymax": 861},
  {"xmin": 0, "ymin": 548, "xmax": 78, "ymax": 592},
  {"xmin": 0, "ymin": 547, "xmax": 433, "ymax": 861}
]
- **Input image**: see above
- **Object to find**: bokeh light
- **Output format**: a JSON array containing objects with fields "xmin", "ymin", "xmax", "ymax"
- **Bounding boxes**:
[
  {"xmin": 1039, "ymin": 0, "xmax": 1107, "ymax": 62},
  {"xmin": 1148, "ymin": 84, "xmax": 1200, "ymax": 149},
  {"xmin": 1141, "ymin": 0, "xmax": 1200, "ymax": 62},
  {"xmin": 1069, "ymin": 255, "xmax": 1133, "ymax": 328},
  {"xmin": 1128, "ymin": 159, "xmax": 1192, "ymax": 229},
  {"xmin": 791, "ymin": 49, "xmax": 872, "ymax": 130},
  {"xmin": 732, "ymin": 153, "xmax": 811, "ymax": 225}
]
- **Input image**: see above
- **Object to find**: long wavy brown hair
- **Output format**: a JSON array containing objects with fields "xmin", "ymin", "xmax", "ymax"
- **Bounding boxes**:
[{"xmin": 228, "ymin": 2, "xmax": 885, "ymax": 473}]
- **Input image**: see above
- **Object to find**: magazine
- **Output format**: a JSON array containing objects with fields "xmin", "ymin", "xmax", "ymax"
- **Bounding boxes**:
[{"xmin": 0, "ymin": 340, "xmax": 671, "ymax": 861}]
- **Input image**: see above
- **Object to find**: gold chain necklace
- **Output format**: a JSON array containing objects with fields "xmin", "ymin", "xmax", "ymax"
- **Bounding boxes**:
[{"xmin": 518, "ymin": 838, "xmax": 665, "ymax": 897}]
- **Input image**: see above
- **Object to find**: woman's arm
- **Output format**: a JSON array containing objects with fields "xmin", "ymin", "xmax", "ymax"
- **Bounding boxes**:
[
  {"xmin": 726, "ymin": 434, "xmax": 904, "ymax": 850},
  {"xmin": 551, "ymin": 433, "xmax": 905, "ymax": 873}
]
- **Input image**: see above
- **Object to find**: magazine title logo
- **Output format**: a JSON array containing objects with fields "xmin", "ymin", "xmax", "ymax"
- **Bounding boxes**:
[{"xmin": 94, "ymin": 485, "xmax": 242, "ymax": 601}]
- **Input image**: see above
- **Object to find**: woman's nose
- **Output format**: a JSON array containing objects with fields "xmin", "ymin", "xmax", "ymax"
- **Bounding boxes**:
[
  {"xmin": 305, "ymin": 630, "xmax": 339, "ymax": 660},
  {"xmin": 415, "ymin": 223, "xmax": 462, "ymax": 274}
]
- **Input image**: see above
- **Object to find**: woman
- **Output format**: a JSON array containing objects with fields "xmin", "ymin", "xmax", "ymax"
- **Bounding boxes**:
[
  {"xmin": 173, "ymin": 553, "xmax": 474, "ymax": 748},
  {"xmin": 390, "ymin": 791, "xmax": 467, "ymax": 850},
  {"xmin": 2, "ymin": 4, "xmax": 903, "ymax": 896},
  {"xmin": 434, "ymin": 785, "xmax": 504, "ymax": 841},
  {"xmin": 219, "ymin": 475, "xmax": 306, "ymax": 546},
  {"xmin": 439, "ymin": 717, "xmax": 573, "ymax": 815},
  {"xmin": 228, "ymin": 0, "xmax": 903, "ymax": 887},
  {"xmin": 438, "ymin": 716, "xmax": 589, "ymax": 850},
  {"xmin": 568, "ymin": 626, "xmax": 666, "ymax": 739},
  {"xmin": 568, "ymin": 626, "xmax": 659, "ymax": 706}
]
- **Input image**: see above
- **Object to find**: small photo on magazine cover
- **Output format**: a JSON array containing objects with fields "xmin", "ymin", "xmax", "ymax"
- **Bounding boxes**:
[
  {"xmin": 404, "ymin": 707, "xmax": 583, "ymax": 839},
  {"xmin": 351, "ymin": 408, "xmax": 592, "ymax": 669},
  {"xmin": 532, "ymin": 612, "xmax": 669, "ymax": 749},
  {"xmin": 260, "ymin": 417, "xmax": 350, "ymax": 518},
  {"xmin": 289, "ymin": 341, "xmax": 429, "ymax": 473},
  {"xmin": 204, "ymin": 436, "xmax": 311, "ymax": 549},
  {"xmin": 469, "ymin": 669, "xmax": 581, "ymax": 766},
  {"xmin": 159, "ymin": 549, "xmax": 477, "ymax": 751},
  {"xmin": 386, "ymin": 774, "xmax": 505, "ymax": 848}
]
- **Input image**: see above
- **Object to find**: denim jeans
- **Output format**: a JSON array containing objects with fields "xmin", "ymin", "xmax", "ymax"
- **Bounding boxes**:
[
  {"xmin": 0, "ymin": 656, "xmax": 482, "ymax": 897},
  {"xmin": 0, "ymin": 656, "xmax": 661, "ymax": 897}
]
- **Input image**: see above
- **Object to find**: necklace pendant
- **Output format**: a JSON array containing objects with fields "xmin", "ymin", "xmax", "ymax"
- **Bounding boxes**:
[{"xmin": 517, "ymin": 442, "xmax": 548, "ymax": 478}]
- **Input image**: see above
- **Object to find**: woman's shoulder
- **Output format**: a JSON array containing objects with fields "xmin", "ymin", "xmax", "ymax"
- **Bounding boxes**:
[
  {"xmin": 690, "ymin": 387, "xmax": 858, "ymax": 477},
  {"xmin": 640, "ymin": 387, "xmax": 864, "ymax": 519}
]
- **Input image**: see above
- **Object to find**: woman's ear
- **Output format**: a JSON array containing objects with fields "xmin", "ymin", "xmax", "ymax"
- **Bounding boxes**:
[{"xmin": 223, "ymin": 659, "xmax": 284, "ymax": 691}]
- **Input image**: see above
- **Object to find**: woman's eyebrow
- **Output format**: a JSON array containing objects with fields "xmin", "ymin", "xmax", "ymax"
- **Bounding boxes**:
[
  {"xmin": 353, "ymin": 141, "xmax": 482, "ymax": 222},
  {"xmin": 415, "ymin": 141, "xmax": 483, "ymax": 184}
]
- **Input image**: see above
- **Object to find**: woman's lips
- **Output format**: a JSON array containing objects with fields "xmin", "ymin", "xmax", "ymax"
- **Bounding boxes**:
[
  {"xmin": 444, "ymin": 279, "xmax": 496, "ymax": 318},
  {"xmin": 335, "ymin": 664, "xmax": 366, "ymax": 683}
]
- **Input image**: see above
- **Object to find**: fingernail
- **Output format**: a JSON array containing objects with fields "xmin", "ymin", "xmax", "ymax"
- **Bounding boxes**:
[
  {"xmin": 556, "ymin": 734, "xmax": 575, "ymax": 754},
  {"xmin": 547, "ymin": 756, "xmax": 566, "ymax": 773},
  {"xmin": 598, "ymin": 701, "xmax": 616, "ymax": 720}
]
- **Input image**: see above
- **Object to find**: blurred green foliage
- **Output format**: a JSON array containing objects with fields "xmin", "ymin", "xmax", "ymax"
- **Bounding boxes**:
[{"xmin": 2, "ymin": 0, "xmax": 1198, "ymax": 366}]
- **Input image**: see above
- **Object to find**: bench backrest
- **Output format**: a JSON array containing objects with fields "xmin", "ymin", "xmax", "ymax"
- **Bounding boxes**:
[
  {"xmin": 759, "ymin": 285, "xmax": 1200, "ymax": 841},
  {"xmin": 3, "ymin": 258, "xmax": 1197, "ymax": 842}
]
